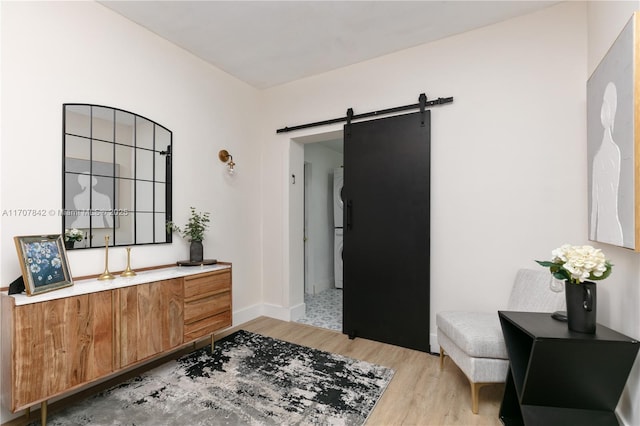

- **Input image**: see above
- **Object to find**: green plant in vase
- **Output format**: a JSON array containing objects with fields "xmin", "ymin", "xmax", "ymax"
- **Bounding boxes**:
[
  {"xmin": 64, "ymin": 228, "xmax": 84, "ymax": 249},
  {"xmin": 167, "ymin": 207, "xmax": 211, "ymax": 262}
]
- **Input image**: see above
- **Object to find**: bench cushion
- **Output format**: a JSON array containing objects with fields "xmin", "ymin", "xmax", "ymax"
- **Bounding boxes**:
[{"xmin": 436, "ymin": 311, "xmax": 508, "ymax": 359}]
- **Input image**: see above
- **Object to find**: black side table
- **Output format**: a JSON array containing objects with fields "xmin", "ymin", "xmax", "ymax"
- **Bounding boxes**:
[{"xmin": 498, "ymin": 311, "xmax": 639, "ymax": 426}]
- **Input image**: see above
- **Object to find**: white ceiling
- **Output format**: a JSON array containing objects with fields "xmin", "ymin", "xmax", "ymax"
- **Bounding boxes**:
[{"xmin": 99, "ymin": 1, "xmax": 560, "ymax": 89}]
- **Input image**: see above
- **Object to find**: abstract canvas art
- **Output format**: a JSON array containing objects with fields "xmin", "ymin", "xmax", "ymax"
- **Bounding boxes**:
[{"xmin": 588, "ymin": 13, "xmax": 640, "ymax": 250}]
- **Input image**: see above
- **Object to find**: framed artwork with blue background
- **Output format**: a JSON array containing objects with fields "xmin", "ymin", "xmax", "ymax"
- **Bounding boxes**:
[{"xmin": 14, "ymin": 234, "xmax": 73, "ymax": 295}]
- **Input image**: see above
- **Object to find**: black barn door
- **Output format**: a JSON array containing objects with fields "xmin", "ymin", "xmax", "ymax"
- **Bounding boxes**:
[{"xmin": 343, "ymin": 111, "xmax": 430, "ymax": 352}]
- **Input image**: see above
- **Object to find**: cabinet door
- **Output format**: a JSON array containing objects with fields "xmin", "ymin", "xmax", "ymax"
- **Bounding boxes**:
[
  {"xmin": 12, "ymin": 291, "xmax": 113, "ymax": 410},
  {"xmin": 119, "ymin": 278, "xmax": 183, "ymax": 367}
]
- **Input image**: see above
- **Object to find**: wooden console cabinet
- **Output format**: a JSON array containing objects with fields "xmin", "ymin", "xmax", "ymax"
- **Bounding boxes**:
[
  {"xmin": 1, "ymin": 264, "xmax": 232, "ymax": 423},
  {"xmin": 183, "ymin": 270, "xmax": 232, "ymax": 341},
  {"xmin": 118, "ymin": 278, "xmax": 185, "ymax": 368},
  {"xmin": 3, "ymin": 291, "xmax": 114, "ymax": 410}
]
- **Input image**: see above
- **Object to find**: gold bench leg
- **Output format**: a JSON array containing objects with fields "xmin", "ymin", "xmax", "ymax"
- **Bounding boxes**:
[
  {"xmin": 471, "ymin": 382, "xmax": 480, "ymax": 414},
  {"xmin": 439, "ymin": 347, "xmax": 445, "ymax": 369},
  {"xmin": 470, "ymin": 382, "xmax": 493, "ymax": 414},
  {"xmin": 41, "ymin": 400, "xmax": 48, "ymax": 426}
]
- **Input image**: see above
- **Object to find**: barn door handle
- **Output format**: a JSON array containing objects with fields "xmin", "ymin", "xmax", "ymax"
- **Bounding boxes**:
[{"xmin": 346, "ymin": 200, "xmax": 353, "ymax": 230}]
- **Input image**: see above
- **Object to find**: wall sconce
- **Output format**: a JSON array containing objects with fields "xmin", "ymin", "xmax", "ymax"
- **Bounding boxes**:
[{"xmin": 218, "ymin": 149, "xmax": 235, "ymax": 175}]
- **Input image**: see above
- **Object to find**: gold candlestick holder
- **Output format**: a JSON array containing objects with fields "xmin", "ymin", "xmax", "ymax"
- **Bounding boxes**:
[
  {"xmin": 121, "ymin": 247, "xmax": 137, "ymax": 277},
  {"xmin": 97, "ymin": 235, "xmax": 115, "ymax": 280}
]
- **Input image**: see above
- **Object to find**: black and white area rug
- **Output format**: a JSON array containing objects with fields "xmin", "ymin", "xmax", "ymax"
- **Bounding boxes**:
[{"xmin": 36, "ymin": 330, "xmax": 394, "ymax": 426}]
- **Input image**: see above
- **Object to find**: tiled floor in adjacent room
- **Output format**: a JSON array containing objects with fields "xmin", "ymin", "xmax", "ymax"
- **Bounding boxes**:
[{"xmin": 296, "ymin": 288, "xmax": 342, "ymax": 331}]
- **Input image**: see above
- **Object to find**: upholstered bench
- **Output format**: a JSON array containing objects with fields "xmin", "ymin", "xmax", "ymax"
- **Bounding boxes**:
[{"xmin": 436, "ymin": 268, "xmax": 565, "ymax": 414}]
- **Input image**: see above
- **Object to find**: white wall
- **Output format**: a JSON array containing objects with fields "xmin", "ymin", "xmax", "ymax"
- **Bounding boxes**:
[
  {"xmin": 262, "ymin": 0, "xmax": 589, "ymax": 327},
  {"xmin": 304, "ymin": 143, "xmax": 343, "ymax": 294},
  {"xmin": 260, "ymin": 2, "xmax": 640, "ymax": 422},
  {"xmin": 0, "ymin": 2, "xmax": 263, "ymax": 422},
  {"xmin": 587, "ymin": 2, "xmax": 640, "ymax": 424},
  {"xmin": 2, "ymin": 0, "xmax": 640, "ymax": 424}
]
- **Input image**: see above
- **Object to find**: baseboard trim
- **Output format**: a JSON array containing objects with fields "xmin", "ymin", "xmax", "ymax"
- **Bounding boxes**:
[
  {"xmin": 232, "ymin": 303, "xmax": 264, "ymax": 326},
  {"xmin": 235, "ymin": 306, "xmax": 440, "ymax": 354},
  {"xmin": 430, "ymin": 332, "xmax": 440, "ymax": 354},
  {"xmin": 233, "ymin": 302, "xmax": 305, "ymax": 325},
  {"xmin": 289, "ymin": 302, "xmax": 306, "ymax": 321},
  {"xmin": 312, "ymin": 279, "xmax": 333, "ymax": 294}
]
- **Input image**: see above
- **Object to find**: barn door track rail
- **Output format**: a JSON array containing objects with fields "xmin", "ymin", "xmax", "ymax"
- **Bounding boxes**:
[{"xmin": 276, "ymin": 93, "xmax": 453, "ymax": 134}]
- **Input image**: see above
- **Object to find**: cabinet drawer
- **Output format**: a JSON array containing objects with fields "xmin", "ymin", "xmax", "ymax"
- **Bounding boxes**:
[
  {"xmin": 184, "ymin": 271, "xmax": 231, "ymax": 300},
  {"xmin": 184, "ymin": 311, "xmax": 232, "ymax": 341},
  {"xmin": 184, "ymin": 292, "xmax": 231, "ymax": 324}
]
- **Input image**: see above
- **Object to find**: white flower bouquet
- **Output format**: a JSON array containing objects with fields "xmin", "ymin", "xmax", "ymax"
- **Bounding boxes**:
[
  {"xmin": 64, "ymin": 228, "xmax": 84, "ymax": 242},
  {"xmin": 536, "ymin": 244, "xmax": 613, "ymax": 284}
]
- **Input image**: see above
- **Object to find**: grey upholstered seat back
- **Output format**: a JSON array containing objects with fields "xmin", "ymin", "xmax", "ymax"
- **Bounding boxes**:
[{"xmin": 506, "ymin": 268, "xmax": 566, "ymax": 312}]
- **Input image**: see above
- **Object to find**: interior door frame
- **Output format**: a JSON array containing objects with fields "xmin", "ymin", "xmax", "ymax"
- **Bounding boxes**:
[
  {"xmin": 303, "ymin": 161, "xmax": 312, "ymax": 295},
  {"xmin": 288, "ymin": 129, "xmax": 344, "ymax": 321}
]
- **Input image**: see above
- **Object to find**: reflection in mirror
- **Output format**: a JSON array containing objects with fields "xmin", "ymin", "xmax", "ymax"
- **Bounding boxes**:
[
  {"xmin": 63, "ymin": 104, "xmax": 172, "ymax": 249},
  {"xmin": 64, "ymin": 136, "xmax": 90, "ymax": 172},
  {"xmin": 92, "ymin": 106, "xmax": 114, "ymax": 142},
  {"xmin": 155, "ymin": 212, "xmax": 168, "ymax": 243},
  {"xmin": 117, "ymin": 212, "xmax": 135, "ymax": 246},
  {"xmin": 156, "ymin": 126, "xmax": 171, "ymax": 148},
  {"xmin": 155, "ymin": 151, "xmax": 166, "ymax": 181},
  {"xmin": 116, "ymin": 110, "xmax": 134, "ymax": 146},
  {"xmin": 136, "ymin": 118, "xmax": 154, "ymax": 150},
  {"xmin": 115, "ymin": 145, "xmax": 134, "ymax": 179},
  {"xmin": 135, "ymin": 212, "xmax": 154, "ymax": 243},
  {"xmin": 136, "ymin": 150, "xmax": 154, "ymax": 181},
  {"xmin": 155, "ymin": 183, "xmax": 166, "ymax": 212},
  {"xmin": 65, "ymin": 105, "xmax": 91, "ymax": 137},
  {"xmin": 137, "ymin": 181, "xmax": 154, "ymax": 212},
  {"xmin": 91, "ymin": 141, "xmax": 115, "ymax": 176}
]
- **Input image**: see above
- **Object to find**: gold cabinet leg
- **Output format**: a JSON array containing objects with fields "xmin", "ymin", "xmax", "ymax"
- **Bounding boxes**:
[
  {"xmin": 25, "ymin": 407, "xmax": 30, "ymax": 419},
  {"xmin": 211, "ymin": 334, "xmax": 215, "ymax": 352},
  {"xmin": 41, "ymin": 400, "xmax": 48, "ymax": 426}
]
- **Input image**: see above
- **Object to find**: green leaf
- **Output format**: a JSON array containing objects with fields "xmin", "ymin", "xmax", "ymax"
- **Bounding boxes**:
[
  {"xmin": 590, "ymin": 262, "xmax": 613, "ymax": 281},
  {"xmin": 553, "ymin": 271, "xmax": 570, "ymax": 281}
]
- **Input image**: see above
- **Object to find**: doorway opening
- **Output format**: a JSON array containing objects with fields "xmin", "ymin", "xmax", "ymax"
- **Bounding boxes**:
[
  {"xmin": 287, "ymin": 107, "xmax": 433, "ymax": 351},
  {"xmin": 295, "ymin": 134, "xmax": 344, "ymax": 331}
]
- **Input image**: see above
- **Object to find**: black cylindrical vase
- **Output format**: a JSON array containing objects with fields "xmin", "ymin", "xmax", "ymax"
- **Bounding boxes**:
[
  {"xmin": 190, "ymin": 240, "xmax": 204, "ymax": 263},
  {"xmin": 565, "ymin": 281, "xmax": 597, "ymax": 334}
]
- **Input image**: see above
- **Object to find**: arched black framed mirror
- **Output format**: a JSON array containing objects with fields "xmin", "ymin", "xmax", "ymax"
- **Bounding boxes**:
[{"xmin": 63, "ymin": 104, "xmax": 172, "ymax": 249}]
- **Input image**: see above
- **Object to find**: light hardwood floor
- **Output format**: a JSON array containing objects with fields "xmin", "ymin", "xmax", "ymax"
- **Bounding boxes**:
[
  {"xmin": 240, "ymin": 317, "xmax": 504, "ymax": 426},
  {"xmin": 2, "ymin": 316, "xmax": 503, "ymax": 426}
]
